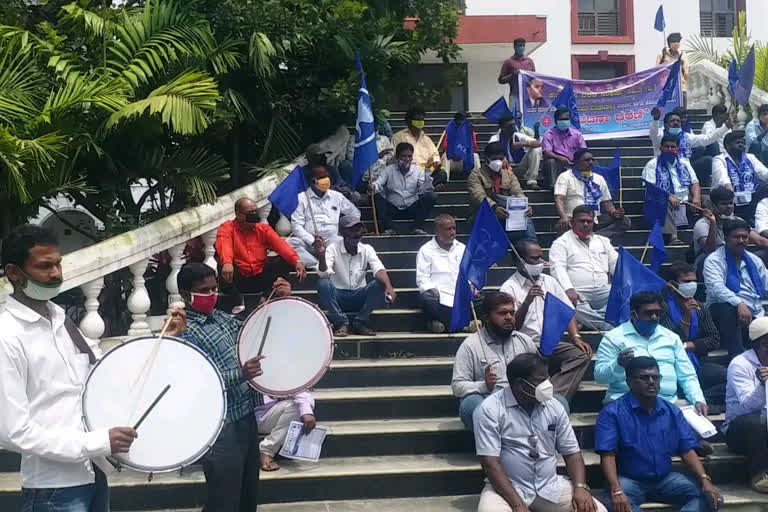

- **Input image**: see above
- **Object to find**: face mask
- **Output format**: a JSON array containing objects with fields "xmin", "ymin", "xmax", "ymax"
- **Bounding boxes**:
[
  {"xmin": 632, "ymin": 314, "xmax": 658, "ymax": 338},
  {"xmin": 21, "ymin": 272, "xmax": 62, "ymax": 301},
  {"xmin": 514, "ymin": 46, "xmax": 525, "ymax": 57},
  {"xmin": 556, "ymin": 120, "xmax": 571, "ymax": 131},
  {"xmin": 410, "ymin": 120, "xmax": 425, "ymax": 130},
  {"xmin": 659, "ymin": 150, "xmax": 678, "ymax": 165},
  {"xmin": 190, "ymin": 292, "xmax": 217, "ymax": 314},
  {"xmin": 523, "ymin": 378, "xmax": 554, "ymax": 403},
  {"xmin": 245, "ymin": 213, "xmax": 260, "ymax": 224},
  {"xmin": 579, "ymin": 170, "xmax": 592, "ymax": 179},
  {"xmin": 677, "ymin": 282, "xmax": 698, "ymax": 297},
  {"xmin": 345, "ymin": 237, "xmax": 362, "ymax": 247},
  {"xmin": 488, "ymin": 159, "xmax": 504, "ymax": 173},
  {"xmin": 524, "ymin": 262, "xmax": 544, "ymax": 279},
  {"xmin": 573, "ymin": 227, "xmax": 591, "ymax": 240},
  {"xmin": 667, "ymin": 127, "xmax": 682, "ymax": 136},
  {"xmin": 315, "ymin": 177, "xmax": 331, "ymax": 193},
  {"xmin": 398, "ymin": 160, "xmax": 411, "ymax": 172}
]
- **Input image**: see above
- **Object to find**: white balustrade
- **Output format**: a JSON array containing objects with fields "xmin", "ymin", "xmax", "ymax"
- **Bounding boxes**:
[
  {"xmin": 201, "ymin": 228, "xmax": 219, "ymax": 274},
  {"xmin": 166, "ymin": 242, "xmax": 187, "ymax": 313},
  {"xmin": 127, "ymin": 259, "xmax": 152, "ymax": 336},
  {"xmin": 79, "ymin": 277, "xmax": 105, "ymax": 339}
]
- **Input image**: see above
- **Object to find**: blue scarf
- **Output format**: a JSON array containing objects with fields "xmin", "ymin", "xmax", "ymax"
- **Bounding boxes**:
[
  {"xmin": 655, "ymin": 152, "xmax": 691, "ymax": 193},
  {"xmin": 667, "ymin": 295, "xmax": 701, "ymax": 373},
  {"xmin": 572, "ymin": 170, "xmax": 602, "ymax": 211},
  {"xmin": 500, "ymin": 133, "xmax": 526, "ymax": 164},
  {"xmin": 446, "ymin": 120, "xmax": 475, "ymax": 174},
  {"xmin": 725, "ymin": 249, "xmax": 764, "ymax": 297},
  {"xmin": 726, "ymin": 152, "xmax": 756, "ymax": 193}
]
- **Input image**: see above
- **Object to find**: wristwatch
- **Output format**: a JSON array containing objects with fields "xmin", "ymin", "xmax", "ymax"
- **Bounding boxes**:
[
  {"xmin": 574, "ymin": 483, "xmax": 591, "ymax": 492},
  {"xmin": 700, "ymin": 473, "xmax": 712, "ymax": 482}
]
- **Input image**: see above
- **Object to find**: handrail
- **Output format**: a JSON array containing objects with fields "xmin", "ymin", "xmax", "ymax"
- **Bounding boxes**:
[{"xmin": 689, "ymin": 60, "xmax": 768, "ymax": 111}]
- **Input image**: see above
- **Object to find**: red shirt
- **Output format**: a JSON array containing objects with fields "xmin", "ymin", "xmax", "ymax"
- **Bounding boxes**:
[
  {"xmin": 499, "ymin": 56, "xmax": 536, "ymax": 96},
  {"xmin": 215, "ymin": 221, "xmax": 299, "ymax": 278}
]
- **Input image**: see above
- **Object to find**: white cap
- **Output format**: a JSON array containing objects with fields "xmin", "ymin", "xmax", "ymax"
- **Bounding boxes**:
[{"xmin": 749, "ymin": 317, "xmax": 768, "ymax": 342}]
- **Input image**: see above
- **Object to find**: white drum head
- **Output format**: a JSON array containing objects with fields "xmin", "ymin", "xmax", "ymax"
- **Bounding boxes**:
[
  {"xmin": 238, "ymin": 296, "xmax": 334, "ymax": 397},
  {"xmin": 82, "ymin": 336, "xmax": 226, "ymax": 473}
]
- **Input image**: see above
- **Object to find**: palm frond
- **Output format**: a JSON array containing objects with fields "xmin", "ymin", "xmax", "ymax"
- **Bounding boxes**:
[
  {"xmin": 58, "ymin": 3, "xmax": 115, "ymax": 40},
  {"xmin": 163, "ymin": 147, "xmax": 230, "ymax": 204},
  {"xmin": 222, "ymin": 88, "xmax": 254, "ymax": 122},
  {"xmin": 684, "ymin": 34, "xmax": 719, "ymax": 66},
  {"xmin": 38, "ymin": 72, "xmax": 129, "ymax": 124},
  {"xmin": 248, "ymin": 32, "xmax": 276, "ymax": 79},
  {"xmin": 0, "ymin": 127, "xmax": 67, "ymax": 202},
  {"xmin": 0, "ymin": 46, "xmax": 45, "ymax": 125},
  {"xmin": 207, "ymin": 39, "xmax": 245, "ymax": 76}
]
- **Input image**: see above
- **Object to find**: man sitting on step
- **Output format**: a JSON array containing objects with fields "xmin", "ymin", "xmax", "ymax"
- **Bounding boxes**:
[
  {"xmin": 499, "ymin": 240, "xmax": 592, "ymax": 401},
  {"xmin": 392, "ymin": 105, "xmax": 447, "ymax": 187},
  {"xmin": 316, "ymin": 215, "xmax": 397, "ymax": 337},
  {"xmin": 541, "ymin": 108, "xmax": 587, "ymax": 190},
  {"xmin": 489, "ymin": 113, "xmax": 542, "ymax": 190},
  {"xmin": 474, "ymin": 352, "xmax": 606, "ymax": 512},
  {"xmin": 595, "ymin": 356, "xmax": 722, "ymax": 512},
  {"xmin": 370, "ymin": 142, "xmax": 437, "ymax": 235},
  {"xmin": 416, "ymin": 214, "xmax": 466, "ymax": 333},
  {"xmin": 451, "ymin": 292, "xmax": 538, "ymax": 431},
  {"xmin": 555, "ymin": 149, "xmax": 629, "ymax": 245},
  {"xmin": 549, "ymin": 205, "xmax": 618, "ymax": 332},
  {"xmin": 711, "ymin": 131, "xmax": 768, "ymax": 225}
]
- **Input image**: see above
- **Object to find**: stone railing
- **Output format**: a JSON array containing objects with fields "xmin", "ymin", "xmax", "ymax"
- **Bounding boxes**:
[
  {"xmin": 688, "ymin": 59, "xmax": 768, "ymax": 123},
  {"xmin": 0, "ymin": 126, "xmax": 351, "ymax": 340}
]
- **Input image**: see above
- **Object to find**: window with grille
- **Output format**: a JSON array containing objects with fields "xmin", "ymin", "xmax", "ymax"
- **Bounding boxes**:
[
  {"xmin": 578, "ymin": 0, "xmax": 620, "ymax": 37},
  {"xmin": 700, "ymin": 0, "xmax": 738, "ymax": 37}
]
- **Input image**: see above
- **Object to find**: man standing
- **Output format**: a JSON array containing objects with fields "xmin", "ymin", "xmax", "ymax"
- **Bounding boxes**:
[
  {"xmin": 416, "ymin": 214, "xmax": 465, "ymax": 333},
  {"xmin": 745, "ymin": 104, "xmax": 768, "ymax": 166},
  {"xmin": 549, "ymin": 205, "xmax": 618, "ymax": 331},
  {"xmin": 370, "ymin": 142, "xmax": 436, "ymax": 235},
  {"xmin": 489, "ymin": 114, "xmax": 542, "ymax": 190},
  {"xmin": 555, "ymin": 149, "xmax": 629, "ymax": 244},
  {"xmin": 499, "ymin": 240, "xmax": 592, "ymax": 401},
  {"xmin": 0, "ymin": 225, "xmax": 147, "ymax": 512},
  {"xmin": 656, "ymin": 33, "xmax": 690, "ymax": 107},
  {"xmin": 498, "ymin": 38, "xmax": 536, "ymax": 108},
  {"xmin": 541, "ymin": 109, "xmax": 587, "ymax": 189},
  {"xmin": 711, "ymin": 131, "xmax": 768, "ymax": 223},
  {"xmin": 474, "ymin": 353, "xmax": 606, "ymax": 512},
  {"xmin": 316, "ymin": 216, "xmax": 397, "ymax": 337},
  {"xmin": 596, "ymin": 356, "xmax": 721, "ymax": 512},
  {"xmin": 451, "ymin": 292, "xmax": 538, "ymax": 430},
  {"xmin": 392, "ymin": 106, "xmax": 446, "ymax": 185}
]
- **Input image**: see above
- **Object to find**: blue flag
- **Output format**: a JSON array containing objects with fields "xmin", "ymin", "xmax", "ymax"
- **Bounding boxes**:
[
  {"xmin": 605, "ymin": 248, "xmax": 668, "ymax": 327},
  {"xmin": 682, "ymin": 118, "xmax": 692, "ymax": 134},
  {"xmin": 352, "ymin": 53, "xmax": 378, "ymax": 187},
  {"xmin": 483, "ymin": 97, "xmax": 513, "ymax": 125},
  {"xmin": 734, "ymin": 45, "xmax": 756, "ymax": 108},
  {"xmin": 540, "ymin": 293, "xmax": 575, "ymax": 356},
  {"xmin": 648, "ymin": 222, "xmax": 666, "ymax": 273},
  {"xmin": 643, "ymin": 181, "xmax": 670, "ymax": 228},
  {"xmin": 445, "ymin": 120, "xmax": 475, "ymax": 174},
  {"xmin": 449, "ymin": 200, "xmax": 510, "ymax": 332},
  {"xmin": 656, "ymin": 58, "xmax": 682, "ymax": 109},
  {"xmin": 593, "ymin": 149, "xmax": 621, "ymax": 196},
  {"xmin": 553, "ymin": 81, "xmax": 581, "ymax": 130},
  {"xmin": 268, "ymin": 166, "xmax": 308, "ymax": 218},
  {"xmin": 654, "ymin": 6, "xmax": 665, "ymax": 32},
  {"xmin": 728, "ymin": 59, "xmax": 739, "ymax": 97}
]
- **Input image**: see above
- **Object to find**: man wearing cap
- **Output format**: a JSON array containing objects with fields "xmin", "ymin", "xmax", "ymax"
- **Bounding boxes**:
[
  {"xmin": 724, "ymin": 317, "xmax": 768, "ymax": 493},
  {"xmin": 657, "ymin": 33, "xmax": 690, "ymax": 108},
  {"xmin": 316, "ymin": 215, "xmax": 397, "ymax": 337}
]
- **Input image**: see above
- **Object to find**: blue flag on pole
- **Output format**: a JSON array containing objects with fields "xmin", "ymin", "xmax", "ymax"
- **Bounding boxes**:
[
  {"xmin": 445, "ymin": 120, "xmax": 475, "ymax": 174},
  {"xmin": 483, "ymin": 97, "xmax": 513, "ymax": 125},
  {"xmin": 540, "ymin": 293, "xmax": 575, "ymax": 356},
  {"xmin": 643, "ymin": 181, "xmax": 670, "ymax": 228},
  {"xmin": 449, "ymin": 200, "xmax": 510, "ymax": 332},
  {"xmin": 649, "ymin": 222, "xmax": 666, "ymax": 273},
  {"xmin": 605, "ymin": 248, "xmax": 668, "ymax": 327},
  {"xmin": 734, "ymin": 45, "xmax": 756, "ymax": 108},
  {"xmin": 593, "ymin": 149, "xmax": 621, "ymax": 196},
  {"xmin": 682, "ymin": 118, "xmax": 692, "ymax": 134},
  {"xmin": 654, "ymin": 6, "xmax": 665, "ymax": 32},
  {"xmin": 553, "ymin": 81, "xmax": 581, "ymax": 130},
  {"xmin": 728, "ymin": 59, "xmax": 739, "ymax": 97},
  {"xmin": 352, "ymin": 53, "xmax": 378, "ymax": 187},
  {"xmin": 268, "ymin": 166, "xmax": 308, "ymax": 218},
  {"xmin": 656, "ymin": 58, "xmax": 682, "ymax": 109}
]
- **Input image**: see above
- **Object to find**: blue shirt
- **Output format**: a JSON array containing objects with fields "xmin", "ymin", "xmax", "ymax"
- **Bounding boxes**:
[
  {"xmin": 594, "ymin": 321, "xmax": 705, "ymax": 405},
  {"xmin": 595, "ymin": 393, "xmax": 699, "ymax": 480}
]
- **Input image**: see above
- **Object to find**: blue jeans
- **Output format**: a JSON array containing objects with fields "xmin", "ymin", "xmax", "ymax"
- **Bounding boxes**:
[
  {"xmin": 459, "ymin": 393, "xmax": 486, "ymax": 431},
  {"xmin": 317, "ymin": 278, "xmax": 384, "ymax": 328},
  {"xmin": 606, "ymin": 473, "xmax": 705, "ymax": 512},
  {"xmin": 22, "ymin": 467, "xmax": 109, "ymax": 512}
]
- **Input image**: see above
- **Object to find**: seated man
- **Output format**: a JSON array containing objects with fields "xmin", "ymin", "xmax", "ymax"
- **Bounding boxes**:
[
  {"xmin": 499, "ymin": 240, "xmax": 592, "ymax": 401},
  {"xmin": 660, "ymin": 261, "xmax": 726, "ymax": 408},
  {"xmin": 468, "ymin": 142, "xmax": 537, "ymax": 243},
  {"xmin": 440, "ymin": 112, "xmax": 480, "ymax": 176},
  {"xmin": 306, "ymin": 143, "xmax": 351, "ymax": 195},
  {"xmin": 642, "ymin": 134, "xmax": 701, "ymax": 246},
  {"xmin": 711, "ymin": 131, "xmax": 768, "ymax": 223},
  {"xmin": 392, "ymin": 105, "xmax": 447, "ymax": 187},
  {"xmin": 216, "ymin": 197, "xmax": 306, "ymax": 312},
  {"xmin": 745, "ymin": 104, "xmax": 768, "ymax": 166},
  {"xmin": 451, "ymin": 292, "xmax": 537, "ymax": 430},
  {"xmin": 550, "ymin": 205, "xmax": 618, "ymax": 331},
  {"xmin": 705, "ymin": 219, "xmax": 768, "ymax": 357},
  {"xmin": 723, "ymin": 317, "xmax": 768, "ymax": 493},
  {"xmin": 286, "ymin": 164, "xmax": 360, "ymax": 269},
  {"xmin": 596, "ymin": 356, "xmax": 722, "ymax": 512},
  {"xmin": 541, "ymin": 108, "xmax": 587, "ymax": 190},
  {"xmin": 416, "ymin": 214, "xmax": 465, "ymax": 333},
  {"xmin": 370, "ymin": 142, "xmax": 436, "ymax": 235},
  {"xmin": 474, "ymin": 353, "xmax": 606, "ymax": 512},
  {"xmin": 341, "ymin": 124, "xmax": 395, "ymax": 196},
  {"xmin": 555, "ymin": 149, "xmax": 629, "ymax": 245},
  {"xmin": 316, "ymin": 215, "xmax": 396, "ymax": 337},
  {"xmin": 489, "ymin": 113, "xmax": 542, "ymax": 190}
]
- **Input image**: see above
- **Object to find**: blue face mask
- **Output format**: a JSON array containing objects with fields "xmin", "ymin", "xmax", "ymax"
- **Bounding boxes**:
[
  {"xmin": 633, "ymin": 317, "xmax": 658, "ymax": 338},
  {"xmin": 668, "ymin": 127, "xmax": 682, "ymax": 136},
  {"xmin": 345, "ymin": 237, "xmax": 362, "ymax": 247},
  {"xmin": 514, "ymin": 46, "xmax": 525, "ymax": 58},
  {"xmin": 556, "ymin": 120, "xmax": 571, "ymax": 131}
]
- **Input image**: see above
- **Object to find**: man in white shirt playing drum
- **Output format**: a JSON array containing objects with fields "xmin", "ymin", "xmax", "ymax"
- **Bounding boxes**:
[
  {"xmin": 416, "ymin": 214, "xmax": 466, "ymax": 333},
  {"xmin": 316, "ymin": 215, "xmax": 397, "ymax": 337},
  {"xmin": 0, "ymin": 225, "xmax": 183, "ymax": 512}
]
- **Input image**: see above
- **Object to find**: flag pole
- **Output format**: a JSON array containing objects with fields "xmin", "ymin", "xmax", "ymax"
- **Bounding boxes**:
[
  {"xmin": 469, "ymin": 299, "xmax": 490, "ymax": 363},
  {"xmin": 370, "ymin": 188, "xmax": 380, "ymax": 235}
]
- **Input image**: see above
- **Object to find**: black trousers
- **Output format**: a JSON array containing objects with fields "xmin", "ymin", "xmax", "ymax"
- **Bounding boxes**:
[
  {"xmin": 374, "ymin": 193, "xmax": 436, "ymax": 231},
  {"xmin": 726, "ymin": 412, "xmax": 768, "ymax": 476},
  {"xmin": 202, "ymin": 415, "xmax": 260, "ymax": 512},
  {"xmin": 691, "ymin": 155, "xmax": 714, "ymax": 188},
  {"xmin": 542, "ymin": 157, "xmax": 569, "ymax": 190},
  {"xmin": 218, "ymin": 257, "xmax": 293, "ymax": 313},
  {"xmin": 420, "ymin": 291, "xmax": 452, "ymax": 327},
  {"xmin": 709, "ymin": 303, "xmax": 750, "ymax": 358}
]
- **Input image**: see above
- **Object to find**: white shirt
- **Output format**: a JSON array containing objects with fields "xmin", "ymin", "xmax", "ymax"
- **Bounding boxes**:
[
  {"xmin": 711, "ymin": 153, "xmax": 768, "ymax": 201},
  {"xmin": 415, "ymin": 238, "xmax": 465, "ymax": 307},
  {"xmin": 642, "ymin": 157, "xmax": 699, "ymax": 201},
  {"xmin": 701, "ymin": 119, "xmax": 730, "ymax": 154},
  {"xmin": 318, "ymin": 240, "xmax": 385, "ymax": 290},
  {"xmin": 0, "ymin": 297, "xmax": 111, "ymax": 489},
  {"xmin": 553, "ymin": 171, "xmax": 612, "ymax": 220},
  {"xmin": 756, "ymin": 199, "xmax": 768, "ymax": 235},
  {"xmin": 290, "ymin": 189, "xmax": 360, "ymax": 246},
  {"xmin": 372, "ymin": 163, "xmax": 434, "ymax": 210},
  {"xmin": 723, "ymin": 349, "xmax": 766, "ymax": 433},
  {"xmin": 703, "ymin": 246, "xmax": 768, "ymax": 317},
  {"xmin": 499, "ymin": 272, "xmax": 574, "ymax": 343},
  {"xmin": 650, "ymin": 120, "xmax": 730, "ymax": 157},
  {"xmin": 549, "ymin": 230, "xmax": 618, "ymax": 294}
]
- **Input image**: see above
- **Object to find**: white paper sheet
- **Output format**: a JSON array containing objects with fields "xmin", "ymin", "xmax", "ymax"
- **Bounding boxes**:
[
  {"xmin": 278, "ymin": 421, "xmax": 329, "ymax": 462},
  {"xmin": 438, "ymin": 290, "xmax": 455, "ymax": 307},
  {"xmin": 506, "ymin": 197, "xmax": 528, "ymax": 232},
  {"xmin": 679, "ymin": 405, "xmax": 717, "ymax": 439}
]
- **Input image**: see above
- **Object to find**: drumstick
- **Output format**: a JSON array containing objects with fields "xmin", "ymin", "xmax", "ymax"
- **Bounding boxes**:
[
  {"xmin": 133, "ymin": 384, "xmax": 171, "ymax": 430},
  {"xmin": 256, "ymin": 316, "xmax": 272, "ymax": 357},
  {"xmin": 128, "ymin": 313, "xmax": 176, "ymax": 421}
]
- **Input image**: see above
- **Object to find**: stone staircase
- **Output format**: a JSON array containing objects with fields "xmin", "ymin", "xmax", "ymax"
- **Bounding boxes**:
[{"xmin": 2, "ymin": 110, "xmax": 768, "ymax": 511}]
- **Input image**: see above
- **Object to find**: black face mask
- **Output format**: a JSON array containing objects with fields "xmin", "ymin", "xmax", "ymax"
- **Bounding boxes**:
[{"xmin": 245, "ymin": 213, "xmax": 261, "ymax": 224}]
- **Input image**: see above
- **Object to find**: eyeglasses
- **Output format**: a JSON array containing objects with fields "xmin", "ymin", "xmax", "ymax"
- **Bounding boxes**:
[
  {"xmin": 528, "ymin": 435, "xmax": 539, "ymax": 460},
  {"xmin": 633, "ymin": 374, "xmax": 662, "ymax": 383}
]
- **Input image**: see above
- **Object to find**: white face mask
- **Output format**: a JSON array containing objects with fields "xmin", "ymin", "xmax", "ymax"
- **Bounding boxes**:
[
  {"xmin": 523, "ymin": 378, "xmax": 554, "ymax": 403},
  {"xmin": 677, "ymin": 282, "xmax": 698, "ymax": 297},
  {"xmin": 488, "ymin": 159, "xmax": 504, "ymax": 173},
  {"xmin": 524, "ymin": 262, "xmax": 544, "ymax": 279},
  {"xmin": 21, "ymin": 272, "xmax": 62, "ymax": 302}
]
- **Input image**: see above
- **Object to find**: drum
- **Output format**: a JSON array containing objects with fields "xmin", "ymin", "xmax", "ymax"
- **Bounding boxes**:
[
  {"xmin": 81, "ymin": 335, "xmax": 226, "ymax": 473},
  {"xmin": 237, "ymin": 296, "xmax": 334, "ymax": 397}
]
